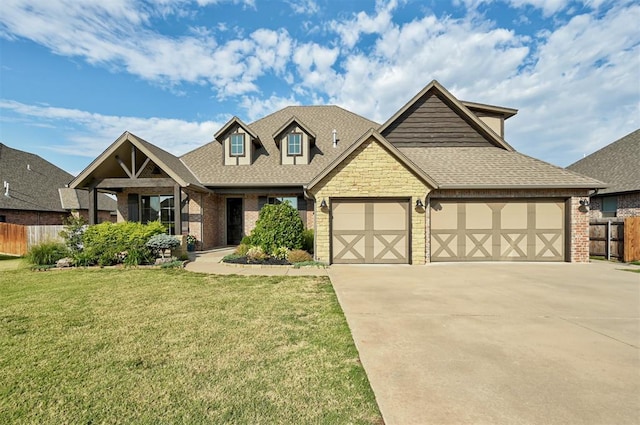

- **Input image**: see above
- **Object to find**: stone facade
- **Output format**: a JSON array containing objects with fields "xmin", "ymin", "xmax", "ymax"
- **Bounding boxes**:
[
  {"xmin": 309, "ymin": 137, "xmax": 431, "ymax": 264},
  {"xmin": 589, "ymin": 192, "xmax": 640, "ymax": 219}
]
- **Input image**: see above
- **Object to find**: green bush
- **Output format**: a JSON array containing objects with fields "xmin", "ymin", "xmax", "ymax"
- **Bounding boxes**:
[
  {"xmin": 249, "ymin": 203, "xmax": 304, "ymax": 254},
  {"xmin": 246, "ymin": 246, "xmax": 267, "ymax": 263},
  {"xmin": 287, "ymin": 249, "xmax": 313, "ymax": 263},
  {"xmin": 272, "ymin": 246, "xmax": 289, "ymax": 260},
  {"xmin": 234, "ymin": 243, "xmax": 250, "ymax": 256},
  {"xmin": 26, "ymin": 242, "xmax": 69, "ymax": 266},
  {"xmin": 82, "ymin": 221, "xmax": 166, "ymax": 266},
  {"xmin": 302, "ymin": 229, "xmax": 314, "ymax": 254},
  {"xmin": 240, "ymin": 235, "xmax": 253, "ymax": 245}
]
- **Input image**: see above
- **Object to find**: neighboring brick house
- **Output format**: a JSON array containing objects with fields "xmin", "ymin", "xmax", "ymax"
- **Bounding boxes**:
[
  {"xmin": 567, "ymin": 129, "xmax": 640, "ymax": 219},
  {"xmin": 0, "ymin": 143, "xmax": 116, "ymax": 225},
  {"xmin": 70, "ymin": 80, "xmax": 604, "ymax": 263}
]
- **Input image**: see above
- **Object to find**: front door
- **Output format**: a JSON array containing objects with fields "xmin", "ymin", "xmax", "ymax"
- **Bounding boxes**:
[{"xmin": 226, "ymin": 198, "xmax": 243, "ymax": 245}]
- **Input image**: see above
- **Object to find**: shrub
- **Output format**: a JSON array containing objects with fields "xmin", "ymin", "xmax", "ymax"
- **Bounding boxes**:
[
  {"xmin": 246, "ymin": 246, "xmax": 267, "ymax": 263},
  {"xmin": 241, "ymin": 235, "xmax": 253, "ymax": 245},
  {"xmin": 287, "ymin": 249, "xmax": 312, "ymax": 264},
  {"xmin": 234, "ymin": 243, "xmax": 250, "ymax": 256},
  {"xmin": 249, "ymin": 203, "xmax": 304, "ymax": 254},
  {"xmin": 146, "ymin": 234, "xmax": 181, "ymax": 259},
  {"xmin": 272, "ymin": 246, "xmax": 289, "ymax": 260},
  {"xmin": 302, "ymin": 229, "xmax": 314, "ymax": 254},
  {"xmin": 82, "ymin": 221, "xmax": 166, "ymax": 266},
  {"xmin": 26, "ymin": 242, "xmax": 69, "ymax": 266},
  {"xmin": 59, "ymin": 214, "xmax": 87, "ymax": 254}
]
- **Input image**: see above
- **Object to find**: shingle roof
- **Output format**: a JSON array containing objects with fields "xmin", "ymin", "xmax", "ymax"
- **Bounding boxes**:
[
  {"xmin": 0, "ymin": 143, "xmax": 116, "ymax": 213},
  {"xmin": 400, "ymin": 147, "xmax": 606, "ymax": 189},
  {"xmin": 566, "ymin": 129, "xmax": 640, "ymax": 195},
  {"xmin": 181, "ymin": 105, "xmax": 379, "ymax": 186}
]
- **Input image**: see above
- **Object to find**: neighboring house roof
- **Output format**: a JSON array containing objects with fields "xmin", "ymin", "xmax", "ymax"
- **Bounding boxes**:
[
  {"xmin": 181, "ymin": 105, "xmax": 379, "ymax": 186},
  {"xmin": 71, "ymin": 132, "xmax": 205, "ymax": 190},
  {"xmin": 566, "ymin": 129, "xmax": 640, "ymax": 195},
  {"xmin": 0, "ymin": 143, "xmax": 116, "ymax": 213}
]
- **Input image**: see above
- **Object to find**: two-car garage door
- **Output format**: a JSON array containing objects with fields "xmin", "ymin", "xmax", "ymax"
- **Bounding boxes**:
[{"xmin": 430, "ymin": 199, "xmax": 566, "ymax": 262}]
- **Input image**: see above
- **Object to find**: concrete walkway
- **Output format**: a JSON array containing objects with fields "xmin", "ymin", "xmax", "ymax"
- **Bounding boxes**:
[
  {"xmin": 184, "ymin": 248, "xmax": 328, "ymax": 276},
  {"xmin": 328, "ymin": 261, "xmax": 640, "ymax": 425}
]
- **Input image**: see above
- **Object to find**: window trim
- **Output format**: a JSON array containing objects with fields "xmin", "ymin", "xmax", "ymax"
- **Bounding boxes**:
[
  {"xmin": 230, "ymin": 133, "xmax": 246, "ymax": 157},
  {"xmin": 287, "ymin": 132, "xmax": 303, "ymax": 157}
]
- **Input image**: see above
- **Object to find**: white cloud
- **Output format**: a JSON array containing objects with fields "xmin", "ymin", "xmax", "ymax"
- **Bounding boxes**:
[
  {"xmin": 286, "ymin": 0, "xmax": 320, "ymax": 15},
  {"xmin": 0, "ymin": 0, "xmax": 290, "ymax": 96},
  {"xmin": 329, "ymin": 0, "xmax": 398, "ymax": 49},
  {"xmin": 239, "ymin": 94, "xmax": 300, "ymax": 121},
  {"xmin": 0, "ymin": 100, "xmax": 222, "ymax": 158}
]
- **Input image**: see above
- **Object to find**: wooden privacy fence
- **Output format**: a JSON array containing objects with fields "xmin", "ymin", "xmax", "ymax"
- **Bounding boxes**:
[
  {"xmin": 0, "ymin": 224, "xmax": 64, "ymax": 256},
  {"xmin": 589, "ymin": 217, "xmax": 640, "ymax": 262}
]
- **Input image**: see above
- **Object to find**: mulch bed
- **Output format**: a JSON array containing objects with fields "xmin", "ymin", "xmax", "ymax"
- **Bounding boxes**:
[{"xmin": 223, "ymin": 256, "xmax": 291, "ymax": 266}]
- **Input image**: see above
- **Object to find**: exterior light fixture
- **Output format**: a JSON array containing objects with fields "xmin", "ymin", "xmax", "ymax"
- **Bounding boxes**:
[
  {"xmin": 320, "ymin": 198, "xmax": 328, "ymax": 209},
  {"xmin": 416, "ymin": 199, "xmax": 424, "ymax": 208},
  {"xmin": 579, "ymin": 199, "xmax": 590, "ymax": 207}
]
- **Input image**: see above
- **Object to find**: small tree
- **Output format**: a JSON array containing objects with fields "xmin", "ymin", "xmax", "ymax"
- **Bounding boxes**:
[
  {"xmin": 146, "ymin": 233, "xmax": 181, "ymax": 259},
  {"xmin": 59, "ymin": 213, "xmax": 87, "ymax": 254},
  {"xmin": 249, "ymin": 202, "xmax": 304, "ymax": 254}
]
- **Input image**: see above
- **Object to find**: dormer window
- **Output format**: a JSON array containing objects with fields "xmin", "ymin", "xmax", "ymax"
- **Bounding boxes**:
[
  {"xmin": 230, "ymin": 133, "xmax": 245, "ymax": 157},
  {"xmin": 287, "ymin": 133, "xmax": 302, "ymax": 156}
]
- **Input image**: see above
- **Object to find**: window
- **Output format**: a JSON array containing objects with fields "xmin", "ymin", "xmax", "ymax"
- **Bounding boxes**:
[
  {"xmin": 141, "ymin": 195, "xmax": 175, "ymax": 234},
  {"xmin": 602, "ymin": 196, "xmax": 617, "ymax": 217},
  {"xmin": 268, "ymin": 196, "xmax": 298, "ymax": 209},
  {"xmin": 287, "ymin": 133, "xmax": 302, "ymax": 156},
  {"xmin": 230, "ymin": 133, "xmax": 245, "ymax": 156}
]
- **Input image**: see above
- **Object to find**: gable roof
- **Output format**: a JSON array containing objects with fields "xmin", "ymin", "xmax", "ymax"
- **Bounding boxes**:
[
  {"xmin": 461, "ymin": 101, "xmax": 518, "ymax": 119},
  {"xmin": 214, "ymin": 116, "xmax": 261, "ymax": 145},
  {"xmin": 70, "ymin": 132, "xmax": 205, "ymax": 190},
  {"xmin": 307, "ymin": 129, "xmax": 438, "ymax": 191},
  {"xmin": 181, "ymin": 105, "xmax": 379, "ymax": 187},
  {"xmin": 0, "ymin": 143, "xmax": 115, "ymax": 213},
  {"xmin": 378, "ymin": 80, "xmax": 515, "ymax": 151},
  {"xmin": 566, "ymin": 129, "xmax": 640, "ymax": 195},
  {"xmin": 272, "ymin": 116, "xmax": 317, "ymax": 145}
]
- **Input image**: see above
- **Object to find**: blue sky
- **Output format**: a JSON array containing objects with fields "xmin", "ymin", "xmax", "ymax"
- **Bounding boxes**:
[{"xmin": 1, "ymin": 0, "xmax": 638, "ymax": 175}]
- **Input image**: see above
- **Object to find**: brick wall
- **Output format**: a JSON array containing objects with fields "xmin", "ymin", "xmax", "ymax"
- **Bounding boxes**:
[
  {"xmin": 309, "ymin": 137, "xmax": 430, "ymax": 264},
  {"xmin": 589, "ymin": 192, "xmax": 640, "ymax": 219},
  {"xmin": 0, "ymin": 209, "xmax": 114, "ymax": 225}
]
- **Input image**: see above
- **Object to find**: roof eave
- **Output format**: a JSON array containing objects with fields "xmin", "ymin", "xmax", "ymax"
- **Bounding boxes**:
[{"xmin": 435, "ymin": 183, "xmax": 608, "ymax": 190}]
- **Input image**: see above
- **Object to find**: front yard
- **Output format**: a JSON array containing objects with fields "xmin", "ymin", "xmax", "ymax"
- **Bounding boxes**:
[{"xmin": 0, "ymin": 267, "xmax": 381, "ymax": 424}]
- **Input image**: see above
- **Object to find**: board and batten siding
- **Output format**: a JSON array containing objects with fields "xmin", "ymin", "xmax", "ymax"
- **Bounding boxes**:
[{"xmin": 382, "ymin": 92, "xmax": 494, "ymax": 148}]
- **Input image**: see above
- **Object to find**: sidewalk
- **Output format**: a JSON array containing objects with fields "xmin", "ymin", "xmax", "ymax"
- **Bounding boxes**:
[{"xmin": 184, "ymin": 247, "xmax": 329, "ymax": 276}]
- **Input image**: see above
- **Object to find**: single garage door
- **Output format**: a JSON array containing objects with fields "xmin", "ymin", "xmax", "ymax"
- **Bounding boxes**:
[
  {"xmin": 431, "ymin": 199, "xmax": 565, "ymax": 262},
  {"xmin": 332, "ymin": 199, "xmax": 409, "ymax": 264}
]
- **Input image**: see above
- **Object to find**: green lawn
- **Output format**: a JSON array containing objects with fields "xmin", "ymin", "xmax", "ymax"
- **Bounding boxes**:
[{"xmin": 0, "ymin": 268, "xmax": 381, "ymax": 424}]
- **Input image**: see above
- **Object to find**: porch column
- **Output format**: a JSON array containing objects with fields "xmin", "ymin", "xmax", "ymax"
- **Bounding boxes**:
[
  {"xmin": 88, "ymin": 187, "xmax": 98, "ymax": 225},
  {"xmin": 174, "ymin": 184, "xmax": 182, "ymax": 235}
]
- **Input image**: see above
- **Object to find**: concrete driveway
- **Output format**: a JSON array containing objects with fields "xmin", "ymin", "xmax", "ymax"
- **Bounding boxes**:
[{"xmin": 328, "ymin": 261, "xmax": 640, "ymax": 425}]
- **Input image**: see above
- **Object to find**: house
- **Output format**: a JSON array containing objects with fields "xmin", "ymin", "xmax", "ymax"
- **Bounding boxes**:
[
  {"xmin": 70, "ymin": 80, "xmax": 605, "ymax": 263},
  {"xmin": 567, "ymin": 129, "xmax": 640, "ymax": 219},
  {"xmin": 0, "ymin": 143, "xmax": 116, "ymax": 225}
]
